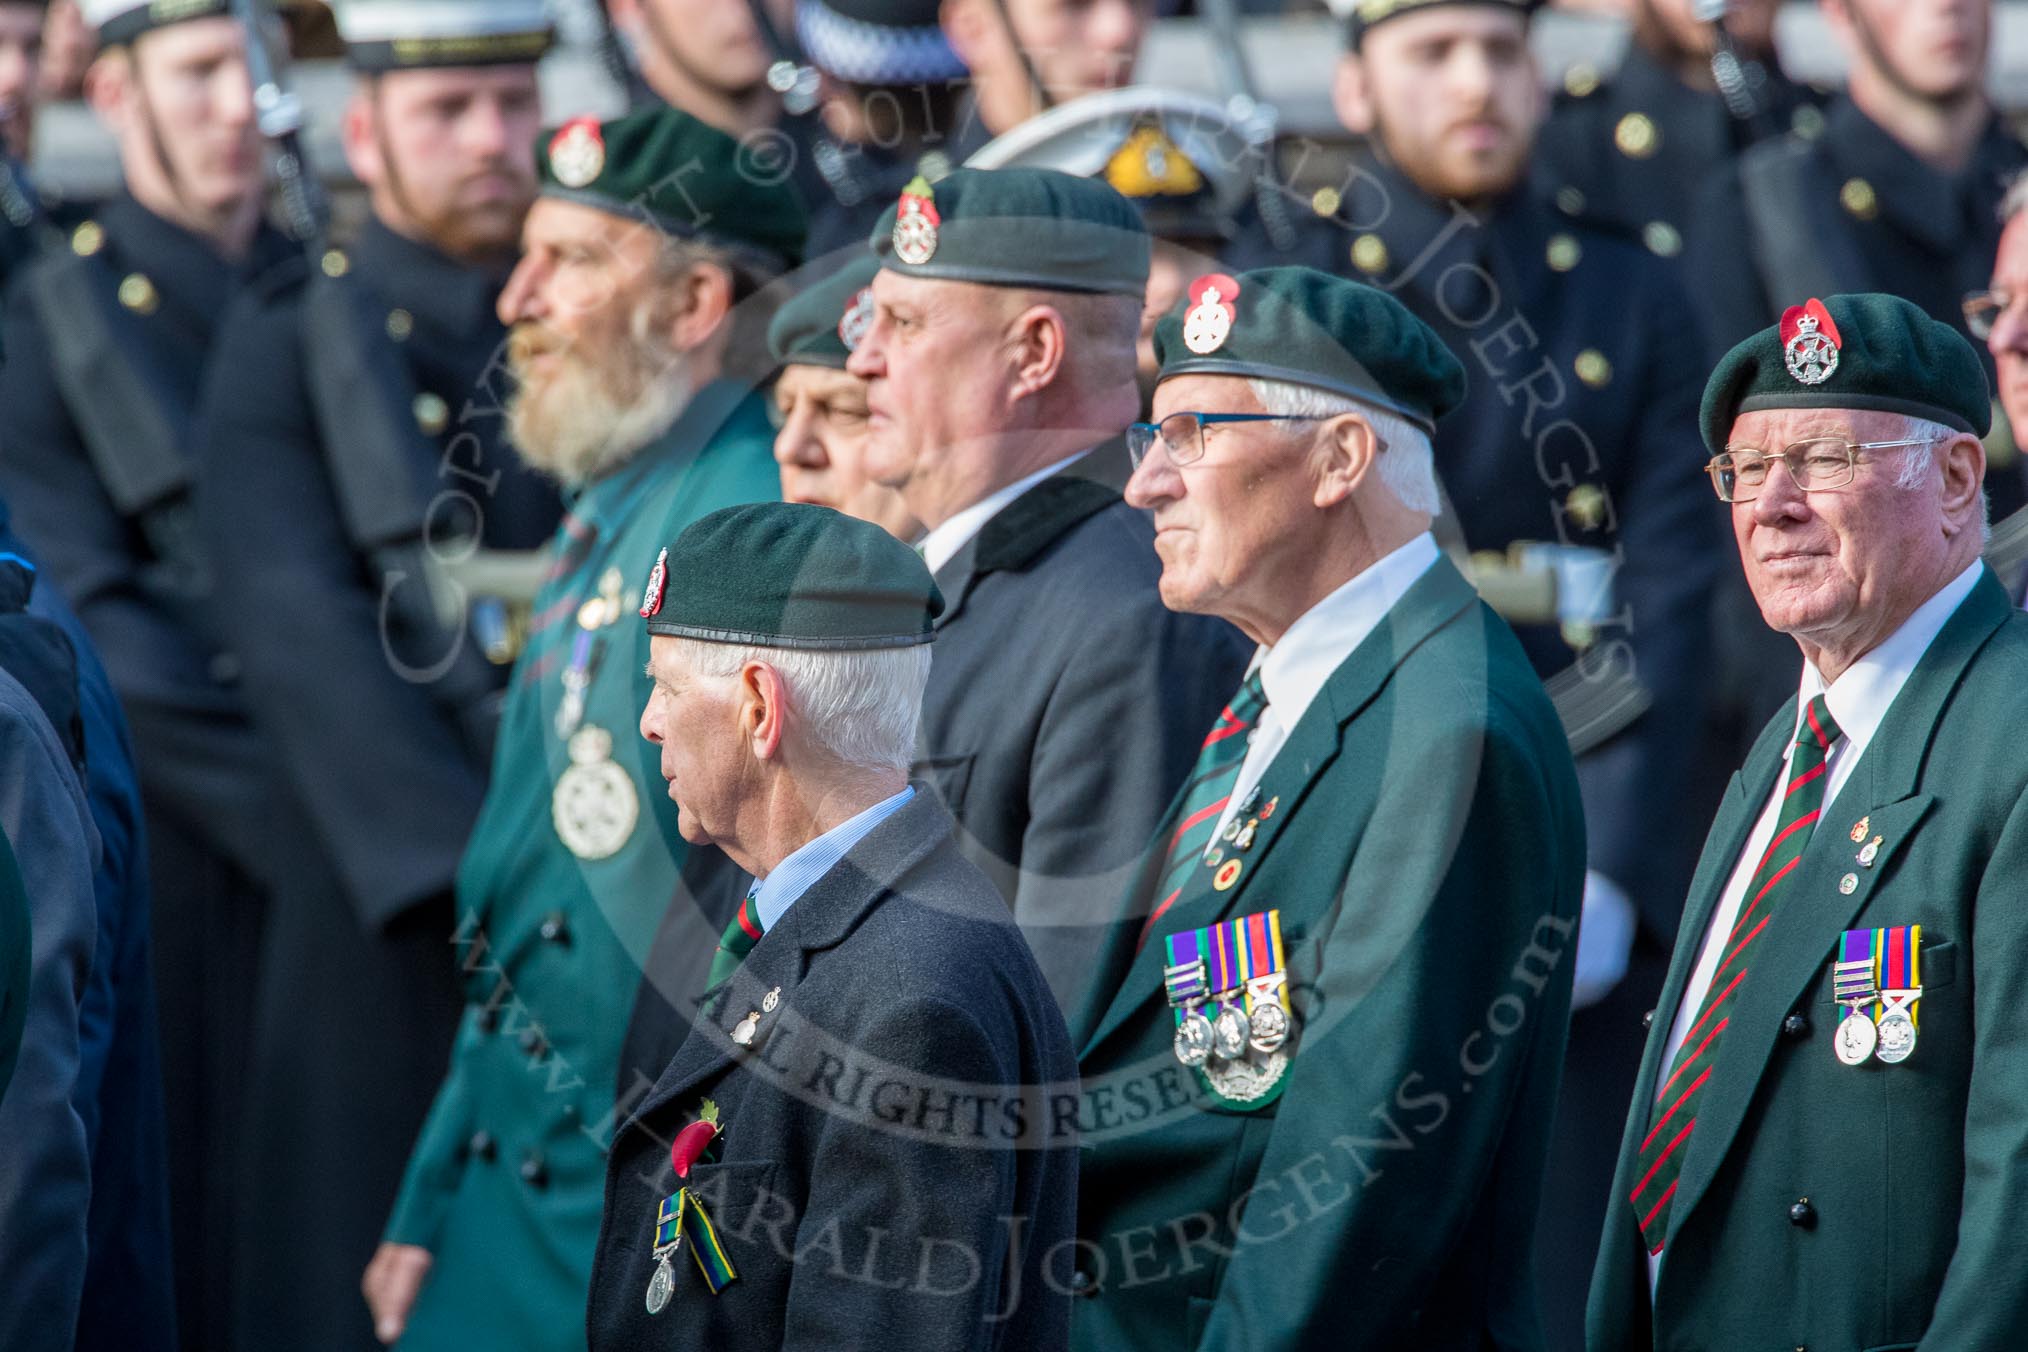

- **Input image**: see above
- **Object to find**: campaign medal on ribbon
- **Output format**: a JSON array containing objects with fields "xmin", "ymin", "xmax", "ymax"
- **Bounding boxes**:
[
  {"xmin": 645, "ymin": 1103, "xmax": 738, "ymax": 1315},
  {"xmin": 1781, "ymin": 298, "xmax": 1842, "ymax": 386},
  {"xmin": 1832, "ymin": 925, "xmax": 1922, "ymax": 1066},
  {"xmin": 1164, "ymin": 910, "xmax": 1292, "ymax": 1106},
  {"xmin": 1832, "ymin": 928, "xmax": 1880, "ymax": 1066},
  {"xmin": 1182, "ymin": 273, "xmax": 1239, "ymax": 355},
  {"xmin": 892, "ymin": 175, "xmax": 941, "ymax": 266}
]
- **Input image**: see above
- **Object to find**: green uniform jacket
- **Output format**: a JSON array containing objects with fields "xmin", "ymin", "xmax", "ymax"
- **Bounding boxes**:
[
  {"xmin": 384, "ymin": 385, "xmax": 779, "ymax": 1351},
  {"xmin": 1588, "ymin": 569, "xmax": 2028, "ymax": 1351},
  {"xmin": 1071, "ymin": 557, "xmax": 1586, "ymax": 1351}
]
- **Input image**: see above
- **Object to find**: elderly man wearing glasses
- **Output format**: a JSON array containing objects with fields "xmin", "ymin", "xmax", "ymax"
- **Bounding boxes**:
[
  {"xmin": 1069, "ymin": 266, "xmax": 1586, "ymax": 1352},
  {"xmin": 1587, "ymin": 293, "xmax": 2028, "ymax": 1352}
]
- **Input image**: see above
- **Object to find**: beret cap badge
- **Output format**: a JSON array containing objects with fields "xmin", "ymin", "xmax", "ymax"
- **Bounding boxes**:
[
  {"xmin": 891, "ymin": 175, "xmax": 941, "ymax": 266},
  {"xmin": 549, "ymin": 116, "xmax": 606, "ymax": 190},
  {"xmin": 1182, "ymin": 273, "xmax": 1239, "ymax": 355},
  {"xmin": 1782, "ymin": 298, "xmax": 1842, "ymax": 387},
  {"xmin": 838, "ymin": 285, "xmax": 875, "ymax": 351},
  {"xmin": 639, "ymin": 547, "xmax": 669, "ymax": 619}
]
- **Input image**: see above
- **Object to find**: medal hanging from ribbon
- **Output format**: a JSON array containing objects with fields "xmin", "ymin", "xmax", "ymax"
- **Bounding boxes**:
[
  {"xmin": 1832, "ymin": 925, "xmax": 1920, "ymax": 1067},
  {"xmin": 644, "ymin": 1106, "xmax": 739, "ymax": 1315},
  {"xmin": 1163, "ymin": 910, "xmax": 1292, "ymax": 1106}
]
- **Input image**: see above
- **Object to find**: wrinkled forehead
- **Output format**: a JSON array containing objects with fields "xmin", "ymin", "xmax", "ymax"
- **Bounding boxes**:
[
  {"xmin": 1151, "ymin": 372, "xmax": 1266, "ymax": 420},
  {"xmin": 1724, "ymin": 405, "xmax": 1913, "ymax": 448}
]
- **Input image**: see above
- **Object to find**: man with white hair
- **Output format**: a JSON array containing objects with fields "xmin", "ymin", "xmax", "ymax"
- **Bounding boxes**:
[
  {"xmin": 365, "ymin": 105, "xmax": 800, "ymax": 1351},
  {"xmin": 848, "ymin": 166, "xmax": 1250, "ymax": 1011},
  {"xmin": 1589, "ymin": 293, "xmax": 2028, "ymax": 1350},
  {"xmin": 1070, "ymin": 266, "xmax": 1585, "ymax": 1351},
  {"xmin": 588, "ymin": 501, "xmax": 1077, "ymax": 1351}
]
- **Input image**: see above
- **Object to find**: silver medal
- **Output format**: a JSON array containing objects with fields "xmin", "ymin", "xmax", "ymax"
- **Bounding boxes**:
[
  {"xmin": 1834, "ymin": 1006, "xmax": 1877, "ymax": 1066},
  {"xmin": 1248, "ymin": 1000, "xmax": 1289, "ymax": 1053},
  {"xmin": 645, "ymin": 1254, "xmax": 675, "ymax": 1314},
  {"xmin": 1875, "ymin": 1007, "xmax": 1917, "ymax": 1063},
  {"xmin": 1173, "ymin": 1011, "xmax": 1214, "ymax": 1067},
  {"xmin": 1211, "ymin": 1004, "xmax": 1251, "ymax": 1061}
]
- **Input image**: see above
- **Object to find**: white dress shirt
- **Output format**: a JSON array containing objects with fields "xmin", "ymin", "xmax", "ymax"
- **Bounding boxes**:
[
  {"xmin": 1647, "ymin": 558, "xmax": 1982, "ymax": 1286},
  {"xmin": 1211, "ymin": 532, "xmax": 1440, "ymax": 840},
  {"xmin": 918, "ymin": 452, "xmax": 1089, "ymax": 575}
]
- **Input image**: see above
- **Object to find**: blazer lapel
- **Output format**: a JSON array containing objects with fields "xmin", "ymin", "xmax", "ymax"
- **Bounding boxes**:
[
  {"xmin": 1078, "ymin": 558, "xmax": 1477, "ymax": 1060},
  {"xmin": 1663, "ymin": 571, "xmax": 2014, "ymax": 1247}
]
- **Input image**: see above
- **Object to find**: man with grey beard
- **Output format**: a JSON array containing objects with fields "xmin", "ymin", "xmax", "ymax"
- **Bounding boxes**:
[{"xmin": 364, "ymin": 103, "xmax": 801, "ymax": 1352}]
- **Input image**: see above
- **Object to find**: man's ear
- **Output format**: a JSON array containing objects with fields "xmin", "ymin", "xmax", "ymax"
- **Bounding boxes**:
[
  {"xmin": 666, "ymin": 259, "xmax": 736, "ymax": 353},
  {"xmin": 744, "ymin": 661, "xmax": 787, "ymax": 761},
  {"xmin": 1937, "ymin": 432, "xmax": 1988, "ymax": 540},
  {"xmin": 1331, "ymin": 50, "xmax": 1373, "ymax": 137},
  {"xmin": 82, "ymin": 48, "xmax": 131, "ymax": 135},
  {"xmin": 941, "ymin": 0, "xmax": 993, "ymax": 74},
  {"xmin": 339, "ymin": 81, "xmax": 381, "ymax": 189},
  {"xmin": 1312, "ymin": 412, "xmax": 1380, "ymax": 510},
  {"xmin": 1006, "ymin": 303, "xmax": 1068, "ymax": 401}
]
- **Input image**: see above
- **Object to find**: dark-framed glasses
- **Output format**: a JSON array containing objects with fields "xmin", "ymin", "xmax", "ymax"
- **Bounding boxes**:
[
  {"xmin": 1126, "ymin": 411, "xmax": 1337, "ymax": 468},
  {"xmin": 1963, "ymin": 288, "xmax": 2019, "ymax": 340},
  {"xmin": 1705, "ymin": 436, "xmax": 1937, "ymax": 503}
]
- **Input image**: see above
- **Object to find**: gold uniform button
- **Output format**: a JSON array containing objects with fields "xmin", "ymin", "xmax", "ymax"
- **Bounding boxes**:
[
  {"xmin": 413, "ymin": 392, "xmax": 450, "ymax": 435},
  {"xmin": 1565, "ymin": 483, "xmax": 1608, "ymax": 529},
  {"xmin": 1555, "ymin": 185, "xmax": 1587, "ymax": 217},
  {"xmin": 1642, "ymin": 221, "xmax": 1683, "ymax": 258},
  {"xmin": 1351, "ymin": 233, "xmax": 1390, "ymax": 276},
  {"xmin": 1614, "ymin": 112, "xmax": 1659, "ymax": 159},
  {"xmin": 118, "ymin": 273, "xmax": 158, "ymax": 314},
  {"xmin": 1310, "ymin": 185, "xmax": 1342, "ymax": 218},
  {"xmin": 1574, "ymin": 349, "xmax": 1612, "ymax": 390},
  {"xmin": 1840, "ymin": 177, "xmax": 1878, "ymax": 220},
  {"xmin": 385, "ymin": 308, "xmax": 414, "ymax": 341},
  {"xmin": 321, "ymin": 248, "xmax": 350, "ymax": 278},
  {"xmin": 69, "ymin": 220, "xmax": 104, "ymax": 256},
  {"xmin": 1546, "ymin": 233, "xmax": 1582, "ymax": 273},
  {"xmin": 1563, "ymin": 63, "xmax": 1600, "ymax": 99}
]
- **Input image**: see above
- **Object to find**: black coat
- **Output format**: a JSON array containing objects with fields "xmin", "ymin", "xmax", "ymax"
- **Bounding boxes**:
[
  {"xmin": 587, "ymin": 790, "xmax": 1079, "ymax": 1351},
  {"xmin": 916, "ymin": 454, "xmax": 1253, "ymax": 1010}
]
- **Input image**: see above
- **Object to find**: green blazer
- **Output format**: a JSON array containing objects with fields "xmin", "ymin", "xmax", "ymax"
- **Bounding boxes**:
[
  {"xmin": 1587, "ymin": 569, "xmax": 2028, "ymax": 1351},
  {"xmin": 1072, "ymin": 556, "xmax": 1586, "ymax": 1351},
  {"xmin": 382, "ymin": 386, "xmax": 779, "ymax": 1352}
]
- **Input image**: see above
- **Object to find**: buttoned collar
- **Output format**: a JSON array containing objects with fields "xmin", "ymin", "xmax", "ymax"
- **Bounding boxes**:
[
  {"xmin": 351, "ymin": 216, "xmax": 507, "ymax": 336},
  {"xmin": 747, "ymin": 786, "xmax": 916, "ymax": 933},
  {"xmin": 919, "ymin": 450, "xmax": 1090, "ymax": 575},
  {"xmin": 1823, "ymin": 94, "xmax": 2023, "ymax": 256}
]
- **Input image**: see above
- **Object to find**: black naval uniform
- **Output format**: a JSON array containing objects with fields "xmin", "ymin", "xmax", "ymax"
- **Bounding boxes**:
[
  {"xmin": 0, "ymin": 192, "xmax": 297, "ymax": 1352},
  {"xmin": 1265, "ymin": 154, "xmax": 1722, "ymax": 1348},
  {"xmin": 1536, "ymin": 40, "xmax": 1820, "ymax": 266},
  {"xmin": 192, "ymin": 218, "xmax": 560, "ymax": 1352}
]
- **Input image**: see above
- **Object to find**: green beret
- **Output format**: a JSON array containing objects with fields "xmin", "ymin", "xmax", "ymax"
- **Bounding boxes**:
[
  {"xmin": 537, "ymin": 107, "xmax": 808, "ymax": 275},
  {"xmin": 1347, "ymin": 0, "xmax": 1542, "ymax": 48},
  {"xmin": 638, "ymin": 503, "xmax": 943, "ymax": 650},
  {"xmin": 869, "ymin": 167, "xmax": 1149, "ymax": 297},
  {"xmin": 1699, "ymin": 293, "xmax": 1992, "ymax": 454},
  {"xmin": 1152, "ymin": 266, "xmax": 1465, "ymax": 434},
  {"xmin": 767, "ymin": 256, "xmax": 880, "ymax": 371}
]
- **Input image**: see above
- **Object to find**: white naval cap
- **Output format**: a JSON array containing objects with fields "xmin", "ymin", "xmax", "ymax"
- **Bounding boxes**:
[{"xmin": 334, "ymin": 0, "xmax": 554, "ymax": 73}]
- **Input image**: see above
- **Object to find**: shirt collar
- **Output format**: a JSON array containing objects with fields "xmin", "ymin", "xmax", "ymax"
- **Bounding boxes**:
[
  {"xmin": 920, "ymin": 450, "xmax": 1089, "ymax": 575},
  {"xmin": 1253, "ymin": 532, "xmax": 1441, "ymax": 727},
  {"xmin": 748, "ymin": 786, "xmax": 916, "ymax": 932},
  {"xmin": 1794, "ymin": 559, "xmax": 1984, "ymax": 754}
]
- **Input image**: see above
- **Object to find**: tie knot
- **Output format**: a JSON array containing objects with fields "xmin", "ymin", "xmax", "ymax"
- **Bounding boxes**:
[{"xmin": 1798, "ymin": 694, "xmax": 1840, "ymax": 752}]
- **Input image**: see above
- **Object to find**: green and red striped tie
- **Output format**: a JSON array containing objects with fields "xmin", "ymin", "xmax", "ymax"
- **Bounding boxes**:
[
  {"xmin": 1138, "ymin": 671, "xmax": 1269, "ymax": 949},
  {"xmin": 705, "ymin": 889, "xmax": 764, "ymax": 991},
  {"xmin": 1632, "ymin": 693, "xmax": 1841, "ymax": 1257}
]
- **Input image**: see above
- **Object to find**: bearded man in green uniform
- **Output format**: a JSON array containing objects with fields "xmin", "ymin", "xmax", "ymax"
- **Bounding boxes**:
[{"xmin": 362, "ymin": 105, "xmax": 801, "ymax": 1351}]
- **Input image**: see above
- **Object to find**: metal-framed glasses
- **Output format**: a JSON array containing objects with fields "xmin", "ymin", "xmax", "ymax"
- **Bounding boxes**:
[
  {"xmin": 1126, "ymin": 412, "xmax": 1336, "ymax": 468},
  {"xmin": 1705, "ymin": 437, "xmax": 1937, "ymax": 503},
  {"xmin": 1962, "ymin": 288, "xmax": 2020, "ymax": 340}
]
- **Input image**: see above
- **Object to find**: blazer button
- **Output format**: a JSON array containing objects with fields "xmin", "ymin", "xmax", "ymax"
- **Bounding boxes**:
[
  {"xmin": 474, "ymin": 1004, "xmax": 499, "ymax": 1033},
  {"xmin": 539, "ymin": 911, "xmax": 571, "ymax": 945},
  {"xmin": 468, "ymin": 1130, "xmax": 496, "ymax": 1163},
  {"xmin": 518, "ymin": 1028, "xmax": 547, "ymax": 1058},
  {"xmin": 1069, "ymin": 1268, "xmax": 1099, "ymax": 1299},
  {"xmin": 1782, "ymin": 1011, "xmax": 1811, "ymax": 1039},
  {"xmin": 520, "ymin": 1152, "xmax": 548, "ymax": 1188},
  {"xmin": 1787, "ymin": 1198, "xmax": 1816, "ymax": 1228},
  {"xmin": 1641, "ymin": 1008, "xmax": 1655, "ymax": 1031}
]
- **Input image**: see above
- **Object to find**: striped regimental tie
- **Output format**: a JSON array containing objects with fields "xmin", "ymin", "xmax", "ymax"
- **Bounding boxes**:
[
  {"xmin": 1632, "ymin": 693, "xmax": 1841, "ymax": 1256},
  {"xmin": 1138, "ymin": 670, "xmax": 1270, "ymax": 948},
  {"xmin": 705, "ymin": 888, "xmax": 764, "ymax": 991}
]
